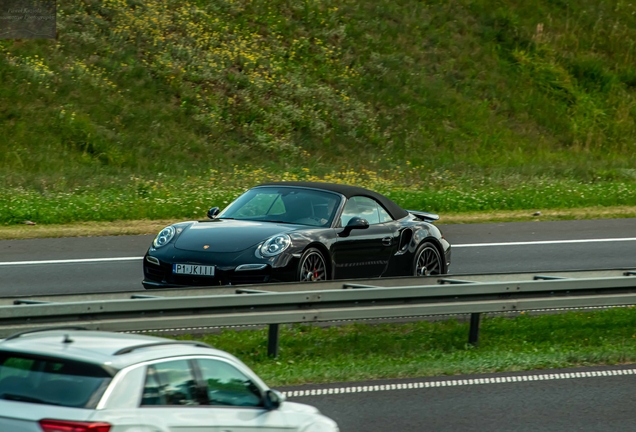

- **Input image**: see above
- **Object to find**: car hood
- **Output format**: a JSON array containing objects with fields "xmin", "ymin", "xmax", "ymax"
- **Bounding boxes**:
[{"xmin": 174, "ymin": 220, "xmax": 297, "ymax": 253}]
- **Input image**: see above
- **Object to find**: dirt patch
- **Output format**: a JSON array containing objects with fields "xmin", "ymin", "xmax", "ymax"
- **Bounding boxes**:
[
  {"xmin": 440, "ymin": 206, "xmax": 636, "ymax": 224},
  {"xmin": 0, "ymin": 219, "xmax": 179, "ymax": 240}
]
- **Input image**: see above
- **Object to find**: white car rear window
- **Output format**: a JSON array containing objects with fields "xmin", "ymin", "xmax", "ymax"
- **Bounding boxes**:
[{"xmin": 0, "ymin": 352, "xmax": 113, "ymax": 408}]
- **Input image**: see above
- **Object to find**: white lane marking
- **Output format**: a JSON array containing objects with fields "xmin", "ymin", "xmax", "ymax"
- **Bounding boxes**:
[
  {"xmin": 282, "ymin": 367, "xmax": 636, "ymax": 398},
  {"xmin": 454, "ymin": 237, "xmax": 636, "ymax": 248},
  {"xmin": 1, "ymin": 237, "xmax": 635, "ymax": 266},
  {"xmin": 0, "ymin": 257, "xmax": 142, "ymax": 266}
]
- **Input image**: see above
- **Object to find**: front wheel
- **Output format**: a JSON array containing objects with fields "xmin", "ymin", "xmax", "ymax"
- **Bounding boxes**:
[
  {"xmin": 413, "ymin": 242, "xmax": 443, "ymax": 276},
  {"xmin": 298, "ymin": 248, "xmax": 328, "ymax": 282}
]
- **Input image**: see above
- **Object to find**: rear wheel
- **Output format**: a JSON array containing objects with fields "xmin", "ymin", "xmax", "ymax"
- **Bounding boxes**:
[
  {"xmin": 413, "ymin": 242, "xmax": 443, "ymax": 276},
  {"xmin": 298, "ymin": 248, "xmax": 328, "ymax": 281}
]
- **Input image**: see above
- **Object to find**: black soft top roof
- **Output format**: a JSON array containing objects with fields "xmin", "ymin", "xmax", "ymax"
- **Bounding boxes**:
[{"xmin": 257, "ymin": 181, "xmax": 409, "ymax": 220}]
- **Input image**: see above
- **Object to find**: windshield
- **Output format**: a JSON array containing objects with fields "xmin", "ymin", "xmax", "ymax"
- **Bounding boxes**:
[
  {"xmin": 219, "ymin": 187, "xmax": 342, "ymax": 227},
  {"xmin": 0, "ymin": 352, "xmax": 113, "ymax": 408}
]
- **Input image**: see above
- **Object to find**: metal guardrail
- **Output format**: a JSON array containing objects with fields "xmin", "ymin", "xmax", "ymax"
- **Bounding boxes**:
[
  {"xmin": 2, "ymin": 269, "xmax": 635, "ymax": 304},
  {"xmin": 1, "ymin": 269, "xmax": 636, "ymax": 357}
]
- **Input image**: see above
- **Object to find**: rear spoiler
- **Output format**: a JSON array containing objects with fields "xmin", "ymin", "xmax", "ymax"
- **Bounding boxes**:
[{"xmin": 407, "ymin": 210, "xmax": 440, "ymax": 223}]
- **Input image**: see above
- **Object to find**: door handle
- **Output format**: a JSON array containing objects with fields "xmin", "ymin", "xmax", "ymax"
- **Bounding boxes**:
[{"xmin": 382, "ymin": 236, "xmax": 392, "ymax": 246}]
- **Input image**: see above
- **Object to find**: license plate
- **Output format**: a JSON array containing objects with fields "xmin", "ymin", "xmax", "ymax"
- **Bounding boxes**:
[{"xmin": 173, "ymin": 264, "xmax": 215, "ymax": 276}]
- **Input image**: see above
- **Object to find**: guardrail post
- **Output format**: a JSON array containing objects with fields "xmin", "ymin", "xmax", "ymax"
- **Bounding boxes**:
[
  {"xmin": 468, "ymin": 313, "xmax": 481, "ymax": 347},
  {"xmin": 268, "ymin": 324, "xmax": 280, "ymax": 358}
]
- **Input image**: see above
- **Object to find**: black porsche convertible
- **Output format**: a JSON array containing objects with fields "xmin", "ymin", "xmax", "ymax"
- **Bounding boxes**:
[{"xmin": 142, "ymin": 181, "xmax": 451, "ymax": 288}]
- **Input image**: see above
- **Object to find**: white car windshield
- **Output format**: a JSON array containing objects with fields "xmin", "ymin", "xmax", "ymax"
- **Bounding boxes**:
[{"xmin": 219, "ymin": 187, "xmax": 341, "ymax": 227}]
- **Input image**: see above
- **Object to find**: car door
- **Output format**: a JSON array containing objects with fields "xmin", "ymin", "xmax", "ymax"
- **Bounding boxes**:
[
  {"xmin": 194, "ymin": 357, "xmax": 297, "ymax": 432},
  {"xmin": 332, "ymin": 196, "xmax": 399, "ymax": 279},
  {"xmin": 139, "ymin": 358, "xmax": 217, "ymax": 432},
  {"xmin": 138, "ymin": 357, "xmax": 298, "ymax": 432}
]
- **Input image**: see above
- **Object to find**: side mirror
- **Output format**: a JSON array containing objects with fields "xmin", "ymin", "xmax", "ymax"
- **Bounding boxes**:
[
  {"xmin": 338, "ymin": 217, "xmax": 369, "ymax": 237},
  {"xmin": 207, "ymin": 207, "xmax": 220, "ymax": 219},
  {"xmin": 264, "ymin": 389, "xmax": 286, "ymax": 410},
  {"xmin": 347, "ymin": 217, "xmax": 369, "ymax": 229}
]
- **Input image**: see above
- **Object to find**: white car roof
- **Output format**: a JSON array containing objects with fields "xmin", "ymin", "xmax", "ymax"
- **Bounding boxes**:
[{"xmin": 0, "ymin": 329, "xmax": 236, "ymax": 370}]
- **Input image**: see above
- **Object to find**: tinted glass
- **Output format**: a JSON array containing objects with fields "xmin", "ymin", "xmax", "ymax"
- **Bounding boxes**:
[
  {"xmin": 378, "ymin": 205, "xmax": 393, "ymax": 223},
  {"xmin": 141, "ymin": 359, "xmax": 200, "ymax": 406},
  {"xmin": 341, "ymin": 196, "xmax": 392, "ymax": 225},
  {"xmin": 230, "ymin": 193, "xmax": 283, "ymax": 219},
  {"xmin": 0, "ymin": 352, "xmax": 112, "ymax": 408},
  {"xmin": 219, "ymin": 187, "xmax": 341, "ymax": 227},
  {"xmin": 197, "ymin": 358, "xmax": 262, "ymax": 407}
]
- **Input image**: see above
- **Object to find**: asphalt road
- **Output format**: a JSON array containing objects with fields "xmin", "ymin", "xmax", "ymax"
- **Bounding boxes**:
[
  {"xmin": 1, "ymin": 221, "xmax": 636, "ymax": 431},
  {"xmin": 0, "ymin": 218, "xmax": 635, "ymax": 295},
  {"xmin": 279, "ymin": 365, "xmax": 636, "ymax": 432}
]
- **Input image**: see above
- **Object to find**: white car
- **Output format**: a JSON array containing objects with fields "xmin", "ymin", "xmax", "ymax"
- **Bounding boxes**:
[{"xmin": 0, "ymin": 328, "xmax": 339, "ymax": 432}]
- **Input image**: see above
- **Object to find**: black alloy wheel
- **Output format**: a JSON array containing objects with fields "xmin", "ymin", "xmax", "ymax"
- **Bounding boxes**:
[
  {"xmin": 298, "ymin": 248, "xmax": 327, "ymax": 282},
  {"xmin": 413, "ymin": 242, "xmax": 443, "ymax": 276}
]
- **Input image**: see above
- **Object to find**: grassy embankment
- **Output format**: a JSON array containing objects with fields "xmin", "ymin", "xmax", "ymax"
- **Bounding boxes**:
[
  {"xmin": 180, "ymin": 307, "xmax": 636, "ymax": 386},
  {"xmin": 1, "ymin": 0, "xmax": 636, "ymax": 234},
  {"xmin": 2, "ymin": 0, "xmax": 636, "ymax": 383}
]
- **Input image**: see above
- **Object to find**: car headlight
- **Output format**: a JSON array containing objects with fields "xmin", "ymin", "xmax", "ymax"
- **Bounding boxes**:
[
  {"xmin": 153, "ymin": 226, "xmax": 175, "ymax": 248},
  {"xmin": 260, "ymin": 234, "xmax": 291, "ymax": 257}
]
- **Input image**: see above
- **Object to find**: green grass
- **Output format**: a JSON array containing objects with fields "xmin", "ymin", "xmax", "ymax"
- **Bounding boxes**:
[
  {"xmin": 2, "ymin": 173, "xmax": 636, "ymax": 225},
  {"xmin": 1, "ymin": 0, "xmax": 636, "ymax": 223},
  {"xmin": 177, "ymin": 308, "xmax": 636, "ymax": 386}
]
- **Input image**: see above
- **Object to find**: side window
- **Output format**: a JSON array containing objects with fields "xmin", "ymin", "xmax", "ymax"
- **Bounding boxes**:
[
  {"xmin": 141, "ymin": 360, "xmax": 200, "ymax": 406},
  {"xmin": 341, "ymin": 196, "xmax": 392, "ymax": 226},
  {"xmin": 377, "ymin": 205, "xmax": 393, "ymax": 223},
  {"xmin": 197, "ymin": 358, "xmax": 263, "ymax": 408}
]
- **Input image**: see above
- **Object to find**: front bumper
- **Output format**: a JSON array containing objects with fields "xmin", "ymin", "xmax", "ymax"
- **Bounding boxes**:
[{"xmin": 142, "ymin": 253, "xmax": 298, "ymax": 289}]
